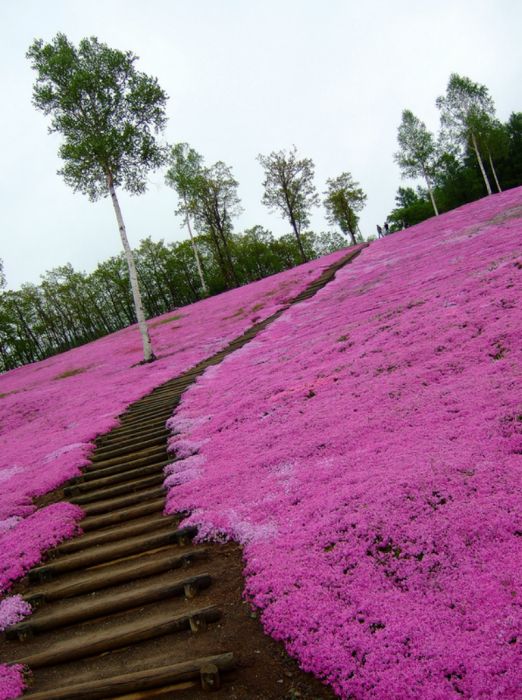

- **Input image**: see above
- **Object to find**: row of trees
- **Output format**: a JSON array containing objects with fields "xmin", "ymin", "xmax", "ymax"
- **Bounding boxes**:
[
  {"xmin": 165, "ymin": 143, "xmax": 367, "ymax": 284},
  {"xmin": 391, "ymin": 74, "xmax": 522, "ymax": 227},
  {"xmin": 24, "ymin": 33, "xmax": 366, "ymax": 364},
  {"xmin": 0, "ymin": 228, "xmax": 345, "ymax": 372}
]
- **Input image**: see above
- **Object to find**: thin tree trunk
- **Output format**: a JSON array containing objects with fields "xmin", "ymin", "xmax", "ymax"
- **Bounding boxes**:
[
  {"xmin": 284, "ymin": 187, "xmax": 307, "ymax": 263},
  {"xmin": 426, "ymin": 180, "xmax": 439, "ymax": 216},
  {"xmin": 487, "ymin": 149, "xmax": 502, "ymax": 193},
  {"xmin": 471, "ymin": 132, "xmax": 492, "ymax": 195},
  {"xmin": 182, "ymin": 195, "xmax": 208, "ymax": 294},
  {"xmin": 290, "ymin": 216, "xmax": 307, "ymax": 263},
  {"xmin": 107, "ymin": 175, "xmax": 154, "ymax": 362}
]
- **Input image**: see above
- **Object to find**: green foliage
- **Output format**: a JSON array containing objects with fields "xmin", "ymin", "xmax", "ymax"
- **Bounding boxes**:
[
  {"xmin": 395, "ymin": 110, "xmax": 439, "ymax": 181},
  {"xmin": 27, "ymin": 33, "xmax": 168, "ymax": 200},
  {"xmin": 503, "ymin": 112, "xmax": 522, "ymax": 188},
  {"xmin": 323, "ymin": 172, "xmax": 366, "ymax": 245},
  {"xmin": 165, "ymin": 143, "xmax": 204, "ymax": 215},
  {"xmin": 258, "ymin": 146, "xmax": 319, "ymax": 261},
  {"xmin": 387, "ymin": 187, "xmax": 433, "ymax": 230},
  {"xmin": 436, "ymin": 73, "xmax": 495, "ymax": 154},
  {"xmin": 389, "ymin": 75, "xmax": 521, "ymax": 227},
  {"xmin": 165, "ymin": 143, "xmax": 241, "ymax": 287},
  {"xmin": 0, "ymin": 260, "xmax": 5, "ymax": 290}
]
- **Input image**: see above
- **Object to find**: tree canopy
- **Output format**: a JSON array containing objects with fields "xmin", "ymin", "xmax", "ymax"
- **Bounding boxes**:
[
  {"xmin": 323, "ymin": 173, "xmax": 366, "ymax": 245},
  {"xmin": 395, "ymin": 109, "xmax": 440, "ymax": 215},
  {"xmin": 258, "ymin": 146, "xmax": 319, "ymax": 262},
  {"xmin": 436, "ymin": 73, "xmax": 496, "ymax": 194},
  {"xmin": 27, "ymin": 34, "xmax": 168, "ymax": 200}
]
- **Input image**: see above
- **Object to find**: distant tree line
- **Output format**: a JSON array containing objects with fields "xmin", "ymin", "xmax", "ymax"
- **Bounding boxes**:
[
  {"xmin": 389, "ymin": 73, "xmax": 522, "ymax": 229},
  {"xmin": 0, "ymin": 228, "xmax": 345, "ymax": 372}
]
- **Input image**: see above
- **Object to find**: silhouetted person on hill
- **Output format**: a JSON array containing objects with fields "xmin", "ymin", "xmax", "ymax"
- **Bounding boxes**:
[
  {"xmin": 376, "ymin": 224, "xmax": 383, "ymax": 238},
  {"xmin": 384, "ymin": 222, "xmax": 389, "ymax": 235}
]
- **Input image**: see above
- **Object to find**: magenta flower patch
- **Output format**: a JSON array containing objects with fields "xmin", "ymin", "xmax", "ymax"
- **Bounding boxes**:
[
  {"xmin": 0, "ymin": 251, "xmax": 345, "ymax": 598},
  {"xmin": 0, "ymin": 666, "xmax": 27, "ymax": 700},
  {"xmin": 0, "ymin": 596, "xmax": 31, "ymax": 633},
  {"xmin": 164, "ymin": 189, "xmax": 522, "ymax": 698}
]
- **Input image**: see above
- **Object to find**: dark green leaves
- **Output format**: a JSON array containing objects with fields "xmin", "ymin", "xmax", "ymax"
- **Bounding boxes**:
[
  {"xmin": 27, "ymin": 34, "xmax": 168, "ymax": 200},
  {"xmin": 323, "ymin": 173, "xmax": 366, "ymax": 244}
]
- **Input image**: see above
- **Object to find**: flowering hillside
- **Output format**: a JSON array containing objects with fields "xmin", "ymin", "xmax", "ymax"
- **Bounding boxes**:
[
  {"xmin": 165, "ymin": 189, "xmax": 522, "ymax": 699},
  {"xmin": 0, "ymin": 248, "xmax": 349, "ymax": 601}
]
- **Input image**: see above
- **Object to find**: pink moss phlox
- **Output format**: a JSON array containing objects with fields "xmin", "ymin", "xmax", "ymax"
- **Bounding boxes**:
[
  {"xmin": 0, "ymin": 665, "xmax": 27, "ymax": 700},
  {"xmin": 0, "ymin": 503, "xmax": 83, "ymax": 595},
  {"xmin": 0, "ymin": 595, "xmax": 31, "ymax": 632},
  {"xmin": 0, "ymin": 250, "xmax": 347, "ymax": 601},
  {"xmin": 164, "ymin": 189, "xmax": 522, "ymax": 698}
]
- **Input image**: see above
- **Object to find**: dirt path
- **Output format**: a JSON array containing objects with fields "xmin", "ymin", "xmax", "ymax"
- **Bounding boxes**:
[{"xmin": 0, "ymin": 247, "xmax": 366, "ymax": 699}]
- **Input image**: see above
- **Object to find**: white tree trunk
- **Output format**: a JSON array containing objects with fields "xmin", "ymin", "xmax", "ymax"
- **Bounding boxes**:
[
  {"xmin": 108, "ymin": 177, "xmax": 154, "ymax": 362},
  {"xmin": 423, "ymin": 169, "xmax": 439, "ymax": 216},
  {"xmin": 183, "ymin": 198, "xmax": 208, "ymax": 294},
  {"xmin": 471, "ymin": 132, "xmax": 492, "ymax": 195},
  {"xmin": 488, "ymin": 150, "xmax": 502, "ymax": 193}
]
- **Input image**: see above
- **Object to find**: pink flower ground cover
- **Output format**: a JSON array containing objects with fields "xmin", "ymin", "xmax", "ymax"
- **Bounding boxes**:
[
  {"xmin": 165, "ymin": 188, "xmax": 522, "ymax": 699},
  {"xmin": 0, "ymin": 249, "xmax": 348, "ymax": 601}
]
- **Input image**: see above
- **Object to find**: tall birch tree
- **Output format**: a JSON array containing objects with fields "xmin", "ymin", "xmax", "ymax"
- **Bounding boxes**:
[
  {"xmin": 258, "ymin": 146, "xmax": 319, "ymax": 263},
  {"xmin": 395, "ymin": 109, "xmax": 440, "ymax": 216},
  {"xmin": 475, "ymin": 116, "xmax": 509, "ymax": 193},
  {"xmin": 436, "ymin": 73, "xmax": 495, "ymax": 196},
  {"xmin": 165, "ymin": 143, "xmax": 208, "ymax": 294},
  {"xmin": 27, "ymin": 34, "xmax": 168, "ymax": 362}
]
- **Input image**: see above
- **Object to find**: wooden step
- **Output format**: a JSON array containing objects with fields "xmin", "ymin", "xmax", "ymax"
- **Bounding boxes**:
[
  {"xmin": 26, "ymin": 547, "xmax": 207, "ymax": 603},
  {"xmin": 53, "ymin": 515, "xmax": 178, "ymax": 556},
  {"xmin": 91, "ymin": 434, "xmax": 169, "ymax": 462},
  {"xmin": 8, "ymin": 573, "xmax": 212, "ymax": 638},
  {"xmin": 109, "ymin": 680, "xmax": 198, "ymax": 698},
  {"xmin": 23, "ymin": 653, "xmax": 235, "ymax": 699},
  {"xmin": 69, "ymin": 473, "xmax": 165, "ymax": 505},
  {"xmin": 80, "ymin": 498, "xmax": 166, "ymax": 532},
  {"xmin": 66, "ymin": 461, "xmax": 168, "ymax": 495},
  {"xmin": 96, "ymin": 425, "xmax": 168, "ymax": 450},
  {"xmin": 79, "ymin": 485, "xmax": 166, "ymax": 517},
  {"xmin": 88, "ymin": 445, "xmax": 167, "ymax": 470},
  {"xmin": 29, "ymin": 526, "xmax": 197, "ymax": 582},
  {"xmin": 102, "ymin": 412, "xmax": 169, "ymax": 435},
  {"xmin": 14, "ymin": 605, "xmax": 221, "ymax": 667},
  {"xmin": 74, "ymin": 458, "xmax": 170, "ymax": 485}
]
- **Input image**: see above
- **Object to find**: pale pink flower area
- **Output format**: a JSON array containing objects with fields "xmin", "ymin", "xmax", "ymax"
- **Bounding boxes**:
[
  {"xmin": 0, "ymin": 596, "xmax": 31, "ymax": 633},
  {"xmin": 165, "ymin": 188, "xmax": 522, "ymax": 698},
  {"xmin": 0, "ymin": 248, "xmax": 348, "ymax": 603},
  {"xmin": 0, "ymin": 666, "xmax": 27, "ymax": 700}
]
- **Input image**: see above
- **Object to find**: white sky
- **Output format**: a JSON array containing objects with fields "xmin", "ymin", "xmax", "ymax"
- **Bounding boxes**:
[{"xmin": 1, "ymin": 0, "xmax": 521, "ymax": 290}]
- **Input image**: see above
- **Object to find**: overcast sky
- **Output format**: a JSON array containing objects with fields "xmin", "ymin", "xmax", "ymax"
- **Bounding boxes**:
[{"xmin": 1, "ymin": 0, "xmax": 521, "ymax": 290}]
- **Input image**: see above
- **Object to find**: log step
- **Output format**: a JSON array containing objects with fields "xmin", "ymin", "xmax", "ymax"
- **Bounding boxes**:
[
  {"xmin": 95, "ymin": 426, "xmax": 168, "ymax": 452},
  {"xmin": 92, "ymin": 433, "xmax": 168, "ymax": 462},
  {"xmin": 29, "ymin": 526, "xmax": 198, "ymax": 582},
  {"xmin": 53, "ymin": 515, "xmax": 178, "ymax": 556},
  {"xmin": 80, "ymin": 498, "xmax": 166, "ymax": 532},
  {"xmin": 69, "ymin": 473, "xmax": 165, "ymax": 505},
  {"xmin": 109, "ymin": 681, "xmax": 198, "ymax": 699},
  {"xmin": 66, "ymin": 461, "xmax": 168, "ymax": 495},
  {"xmin": 79, "ymin": 485, "xmax": 166, "ymax": 516},
  {"xmin": 23, "ymin": 653, "xmax": 235, "ymax": 699},
  {"xmin": 75, "ymin": 458, "xmax": 170, "ymax": 485},
  {"xmin": 14, "ymin": 605, "xmax": 221, "ymax": 668},
  {"xmin": 87, "ymin": 445, "xmax": 167, "ymax": 471},
  {"xmin": 8, "ymin": 573, "xmax": 212, "ymax": 638},
  {"xmin": 26, "ymin": 547, "xmax": 207, "ymax": 603}
]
